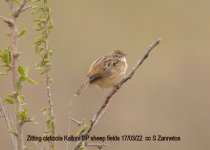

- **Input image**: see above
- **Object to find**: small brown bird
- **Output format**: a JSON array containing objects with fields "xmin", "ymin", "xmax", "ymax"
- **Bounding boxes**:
[{"xmin": 75, "ymin": 50, "xmax": 128, "ymax": 96}]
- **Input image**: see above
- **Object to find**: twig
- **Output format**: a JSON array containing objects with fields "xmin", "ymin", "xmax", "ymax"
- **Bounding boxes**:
[
  {"xmin": 66, "ymin": 98, "xmax": 73, "ymax": 150},
  {"xmin": 13, "ymin": 0, "xmax": 28, "ymax": 18},
  {"xmin": 71, "ymin": 118, "xmax": 84, "ymax": 126},
  {"xmin": 0, "ymin": 15, "xmax": 14, "ymax": 26},
  {"xmin": 87, "ymin": 38, "xmax": 161, "ymax": 134},
  {"xmin": 74, "ymin": 38, "xmax": 161, "ymax": 149},
  {"xmin": 0, "ymin": 98, "xmax": 16, "ymax": 149},
  {"xmin": 87, "ymin": 143, "xmax": 110, "ymax": 149},
  {"xmin": 21, "ymin": 5, "xmax": 38, "ymax": 13}
]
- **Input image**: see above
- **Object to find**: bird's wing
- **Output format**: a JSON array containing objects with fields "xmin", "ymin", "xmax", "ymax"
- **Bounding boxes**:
[{"xmin": 87, "ymin": 56, "xmax": 115, "ymax": 83}]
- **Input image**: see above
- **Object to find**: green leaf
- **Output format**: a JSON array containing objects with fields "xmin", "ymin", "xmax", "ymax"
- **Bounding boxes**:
[
  {"xmin": 48, "ymin": 24, "xmax": 53, "ymax": 30},
  {"xmin": 47, "ymin": 117, "xmax": 54, "ymax": 128},
  {"xmin": 49, "ymin": 50, "xmax": 53, "ymax": 56},
  {"xmin": 26, "ymin": 77, "xmax": 37, "ymax": 85},
  {"xmin": 76, "ymin": 122, "xmax": 89, "ymax": 136},
  {"xmin": 6, "ymin": 33, "xmax": 11, "ymax": 37},
  {"xmin": 17, "ymin": 29, "xmax": 26, "ymax": 38},
  {"xmin": 17, "ymin": 76, "xmax": 26, "ymax": 91},
  {"xmin": 18, "ymin": 66, "xmax": 25, "ymax": 76},
  {"xmin": 14, "ymin": 0, "xmax": 21, "ymax": 6},
  {"xmin": 18, "ymin": 66, "xmax": 29, "ymax": 77},
  {"xmin": 35, "ymin": 46, "xmax": 44, "ymax": 53},
  {"xmin": 4, "ymin": 97, "xmax": 14, "ymax": 104},
  {"xmin": 19, "ymin": 108, "xmax": 28, "ymax": 122},
  {"xmin": 17, "ymin": 95, "xmax": 24, "ymax": 104},
  {"xmin": 23, "ymin": 67, "xmax": 29, "ymax": 76},
  {"xmin": 0, "ymin": 72, "xmax": 7, "ymax": 75},
  {"xmin": 0, "ymin": 48, "xmax": 11, "ymax": 65},
  {"xmin": 78, "ymin": 146, "xmax": 86, "ymax": 150}
]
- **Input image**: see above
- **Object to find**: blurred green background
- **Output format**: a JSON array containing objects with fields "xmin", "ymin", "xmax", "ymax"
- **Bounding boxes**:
[{"xmin": 1, "ymin": 0, "xmax": 210, "ymax": 149}]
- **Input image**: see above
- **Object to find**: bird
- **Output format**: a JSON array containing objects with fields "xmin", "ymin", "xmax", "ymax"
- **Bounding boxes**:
[{"xmin": 74, "ymin": 50, "xmax": 128, "ymax": 96}]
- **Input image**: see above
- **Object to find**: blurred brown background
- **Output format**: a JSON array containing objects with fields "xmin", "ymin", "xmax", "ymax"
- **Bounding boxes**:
[{"xmin": 1, "ymin": 0, "xmax": 210, "ymax": 149}]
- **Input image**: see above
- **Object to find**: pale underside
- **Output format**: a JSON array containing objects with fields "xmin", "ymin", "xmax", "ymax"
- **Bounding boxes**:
[{"xmin": 88, "ymin": 57, "xmax": 127, "ymax": 89}]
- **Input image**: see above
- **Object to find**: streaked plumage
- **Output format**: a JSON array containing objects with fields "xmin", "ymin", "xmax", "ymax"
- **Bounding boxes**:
[{"xmin": 75, "ymin": 50, "xmax": 127, "ymax": 96}]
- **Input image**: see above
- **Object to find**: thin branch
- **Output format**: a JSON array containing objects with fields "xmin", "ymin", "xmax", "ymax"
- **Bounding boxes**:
[
  {"xmin": 13, "ymin": 0, "xmax": 28, "ymax": 18},
  {"xmin": 87, "ymin": 38, "xmax": 161, "ymax": 134},
  {"xmin": 21, "ymin": 5, "xmax": 38, "ymax": 13},
  {"xmin": 74, "ymin": 38, "xmax": 161, "ymax": 149},
  {"xmin": 5, "ymin": 0, "xmax": 24, "ymax": 149},
  {"xmin": 0, "ymin": 15, "xmax": 14, "ymax": 26},
  {"xmin": 42, "ymin": 0, "xmax": 55, "ymax": 149},
  {"xmin": 2, "ymin": 1, "xmax": 31, "ymax": 150},
  {"xmin": 87, "ymin": 143, "xmax": 110, "ymax": 149},
  {"xmin": 66, "ymin": 98, "xmax": 73, "ymax": 150},
  {"xmin": 0, "ymin": 99, "xmax": 16, "ymax": 149},
  {"xmin": 71, "ymin": 118, "xmax": 84, "ymax": 126}
]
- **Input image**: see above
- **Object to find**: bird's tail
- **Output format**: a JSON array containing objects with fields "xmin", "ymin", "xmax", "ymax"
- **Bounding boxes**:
[{"xmin": 74, "ymin": 80, "xmax": 89, "ymax": 96}]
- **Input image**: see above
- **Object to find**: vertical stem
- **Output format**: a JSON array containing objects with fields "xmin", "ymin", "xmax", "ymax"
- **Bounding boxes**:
[
  {"xmin": 66, "ymin": 98, "xmax": 73, "ymax": 150},
  {"xmin": 3, "ymin": 0, "xmax": 30, "ymax": 149},
  {"xmin": 43, "ymin": 0, "xmax": 55, "ymax": 149},
  {"xmin": 10, "ymin": 16, "xmax": 23, "ymax": 150}
]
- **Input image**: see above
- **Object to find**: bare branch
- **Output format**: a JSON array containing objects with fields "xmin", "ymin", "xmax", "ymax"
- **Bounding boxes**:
[
  {"xmin": 87, "ymin": 143, "xmax": 110, "ymax": 149},
  {"xmin": 89, "ymin": 38, "xmax": 161, "ymax": 134},
  {"xmin": 86, "ymin": 143, "xmax": 111, "ymax": 149},
  {"xmin": 21, "ymin": 5, "xmax": 38, "ymax": 14},
  {"xmin": 0, "ymin": 15, "xmax": 14, "ymax": 26},
  {"xmin": 66, "ymin": 98, "xmax": 73, "ymax": 150},
  {"xmin": 13, "ymin": 0, "xmax": 28, "ymax": 18},
  {"xmin": 74, "ymin": 38, "xmax": 161, "ymax": 150},
  {"xmin": 0, "ymin": 98, "xmax": 16, "ymax": 149},
  {"xmin": 71, "ymin": 118, "xmax": 84, "ymax": 126}
]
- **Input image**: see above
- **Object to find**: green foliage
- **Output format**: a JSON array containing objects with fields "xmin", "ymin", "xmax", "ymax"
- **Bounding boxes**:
[
  {"xmin": 0, "ymin": 48, "xmax": 11, "ymax": 75},
  {"xmin": 33, "ymin": 1, "xmax": 53, "ymax": 73},
  {"xmin": 18, "ymin": 65, "xmax": 28, "ymax": 76},
  {"xmin": 4, "ymin": 97, "xmax": 14, "ymax": 104},
  {"xmin": 76, "ymin": 122, "xmax": 89, "ymax": 136},
  {"xmin": 44, "ymin": 115, "xmax": 55, "ymax": 135},
  {"xmin": 18, "ymin": 108, "xmax": 38, "ymax": 125},
  {"xmin": 17, "ymin": 65, "xmax": 37, "ymax": 91},
  {"xmin": 78, "ymin": 146, "xmax": 87, "ymax": 150},
  {"xmin": 4, "ymin": 94, "xmax": 14, "ymax": 104},
  {"xmin": 19, "ymin": 108, "xmax": 28, "ymax": 122},
  {"xmin": 17, "ymin": 29, "xmax": 26, "ymax": 38},
  {"xmin": 17, "ymin": 95, "xmax": 25, "ymax": 104},
  {"xmin": 34, "ymin": 0, "xmax": 55, "ymax": 137},
  {"xmin": 14, "ymin": 0, "xmax": 21, "ymax": 6}
]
